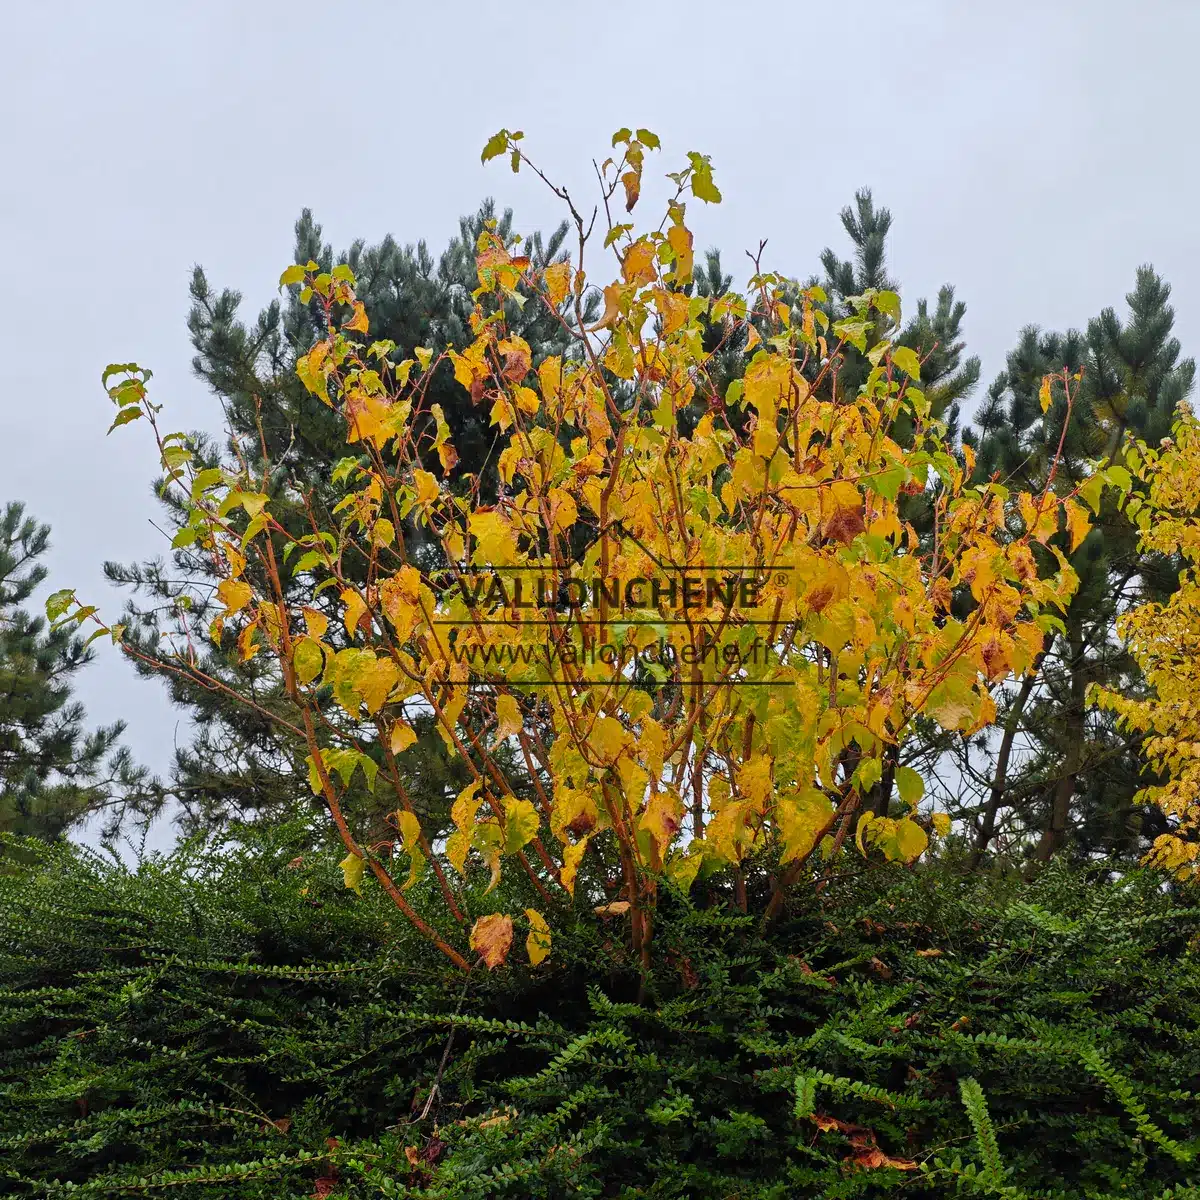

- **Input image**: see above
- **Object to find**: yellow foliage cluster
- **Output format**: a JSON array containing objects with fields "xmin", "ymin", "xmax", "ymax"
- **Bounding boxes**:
[
  {"xmin": 92, "ymin": 130, "xmax": 1089, "ymax": 970},
  {"xmin": 1093, "ymin": 407, "xmax": 1200, "ymax": 878}
]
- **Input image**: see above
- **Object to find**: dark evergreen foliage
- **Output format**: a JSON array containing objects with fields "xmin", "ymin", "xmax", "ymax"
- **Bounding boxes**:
[
  {"xmin": 964, "ymin": 268, "xmax": 1196, "ymax": 867},
  {"xmin": 4, "ymin": 828, "xmax": 1199, "ymax": 1197},
  {"xmin": 0, "ymin": 504, "xmax": 154, "ymax": 841}
]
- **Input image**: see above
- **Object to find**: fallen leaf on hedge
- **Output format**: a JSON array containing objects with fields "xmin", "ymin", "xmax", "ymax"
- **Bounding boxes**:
[
  {"xmin": 810, "ymin": 1113, "xmax": 868, "ymax": 1134},
  {"xmin": 477, "ymin": 1110, "xmax": 515, "ymax": 1129},
  {"xmin": 849, "ymin": 1147, "xmax": 916, "ymax": 1171},
  {"xmin": 594, "ymin": 900, "xmax": 631, "ymax": 917}
]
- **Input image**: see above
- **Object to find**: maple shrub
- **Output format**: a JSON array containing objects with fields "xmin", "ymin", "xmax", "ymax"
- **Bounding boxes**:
[
  {"xmin": 1093, "ymin": 404, "xmax": 1200, "ymax": 878},
  {"xmin": 64, "ymin": 129, "xmax": 1089, "ymax": 972}
]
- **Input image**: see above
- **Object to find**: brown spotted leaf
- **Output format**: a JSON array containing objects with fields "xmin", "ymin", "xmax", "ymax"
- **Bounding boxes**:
[{"xmin": 470, "ymin": 912, "xmax": 513, "ymax": 969}]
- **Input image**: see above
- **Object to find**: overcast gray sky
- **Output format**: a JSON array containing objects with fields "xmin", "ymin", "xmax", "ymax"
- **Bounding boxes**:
[{"xmin": 2, "ymin": 0, "xmax": 1197, "ymax": 846}]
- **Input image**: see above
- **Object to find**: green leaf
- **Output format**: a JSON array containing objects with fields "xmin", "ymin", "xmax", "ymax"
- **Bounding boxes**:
[
  {"xmin": 1105, "ymin": 465, "xmax": 1132, "ymax": 494},
  {"xmin": 853, "ymin": 757, "xmax": 883, "ymax": 793},
  {"xmin": 45, "ymin": 589, "xmax": 75, "ymax": 621},
  {"xmin": 293, "ymin": 638, "xmax": 324, "ymax": 686},
  {"xmin": 358, "ymin": 753, "xmax": 379, "ymax": 794},
  {"xmin": 331, "ymin": 457, "xmax": 360, "ymax": 487},
  {"xmin": 242, "ymin": 513, "xmax": 268, "ymax": 545},
  {"xmin": 1078, "ymin": 473, "xmax": 1105, "ymax": 514},
  {"xmin": 867, "ymin": 465, "xmax": 907, "ymax": 502},
  {"xmin": 229, "ymin": 491, "xmax": 268, "ymax": 518},
  {"xmin": 687, "ymin": 152, "xmax": 722, "ymax": 204},
  {"xmin": 831, "ymin": 318, "xmax": 870, "ymax": 353},
  {"xmin": 604, "ymin": 223, "xmax": 634, "ymax": 248},
  {"xmin": 874, "ymin": 290, "xmax": 902, "ymax": 324},
  {"xmin": 895, "ymin": 766, "xmax": 924, "ymax": 808},
  {"xmin": 107, "ymin": 407, "xmax": 143, "ymax": 434},
  {"xmin": 190, "ymin": 467, "xmax": 224, "ymax": 500},
  {"xmin": 611, "ymin": 127, "xmax": 632, "ymax": 146},
  {"xmin": 503, "ymin": 797, "xmax": 540, "ymax": 855},
  {"xmin": 891, "ymin": 346, "xmax": 922, "ymax": 380},
  {"xmin": 635, "ymin": 128, "xmax": 660, "ymax": 149},
  {"xmin": 102, "ymin": 362, "xmax": 138, "ymax": 385}
]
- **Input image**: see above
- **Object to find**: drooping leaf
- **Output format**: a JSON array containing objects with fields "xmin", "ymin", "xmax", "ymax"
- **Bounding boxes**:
[
  {"xmin": 524, "ymin": 908, "xmax": 550, "ymax": 966},
  {"xmin": 339, "ymin": 852, "xmax": 365, "ymax": 896}
]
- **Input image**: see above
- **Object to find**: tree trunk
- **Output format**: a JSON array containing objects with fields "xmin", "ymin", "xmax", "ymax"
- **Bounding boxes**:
[
  {"xmin": 969, "ymin": 634, "xmax": 1053, "ymax": 868},
  {"xmin": 867, "ymin": 743, "xmax": 899, "ymax": 818},
  {"xmin": 1032, "ymin": 629, "xmax": 1085, "ymax": 864}
]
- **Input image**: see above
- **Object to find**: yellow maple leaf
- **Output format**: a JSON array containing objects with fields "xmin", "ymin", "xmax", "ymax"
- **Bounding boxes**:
[
  {"xmin": 524, "ymin": 908, "xmax": 551, "ymax": 966},
  {"xmin": 1019, "ymin": 493, "xmax": 1058, "ymax": 544},
  {"xmin": 217, "ymin": 579, "xmax": 253, "ymax": 614},
  {"xmin": 543, "ymin": 261, "xmax": 570, "ymax": 308},
  {"xmin": 397, "ymin": 810, "xmax": 425, "ymax": 889},
  {"xmin": 622, "ymin": 240, "xmax": 657, "ymax": 286},
  {"xmin": 237, "ymin": 619, "xmax": 259, "ymax": 662},
  {"xmin": 776, "ymin": 789, "xmax": 834, "ymax": 864},
  {"xmin": 341, "ymin": 588, "xmax": 368, "ymax": 640},
  {"xmin": 413, "ymin": 469, "xmax": 439, "ymax": 506},
  {"xmin": 345, "ymin": 300, "xmax": 369, "ymax": 334},
  {"xmin": 390, "ymin": 720, "xmax": 417, "ymax": 755},
  {"xmin": 468, "ymin": 510, "xmax": 519, "ymax": 565},
  {"xmin": 470, "ymin": 913, "xmax": 513, "ymax": 970},
  {"xmin": 893, "ymin": 818, "xmax": 929, "ymax": 863},
  {"xmin": 737, "ymin": 756, "xmax": 774, "ymax": 808},
  {"xmin": 494, "ymin": 694, "xmax": 523, "ymax": 743},
  {"xmin": 590, "ymin": 283, "xmax": 623, "ymax": 331},
  {"xmin": 1063, "ymin": 498, "xmax": 1091, "ymax": 552},
  {"xmin": 302, "ymin": 606, "xmax": 329, "ymax": 640},
  {"xmin": 639, "ymin": 788, "xmax": 684, "ymax": 855},
  {"xmin": 667, "ymin": 222, "xmax": 693, "ymax": 281},
  {"xmin": 560, "ymin": 836, "xmax": 589, "ymax": 896},
  {"xmin": 339, "ymin": 852, "xmax": 365, "ymax": 896}
]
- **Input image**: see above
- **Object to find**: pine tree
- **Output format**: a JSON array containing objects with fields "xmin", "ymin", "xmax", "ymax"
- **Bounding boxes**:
[
  {"xmin": 964, "ymin": 267, "xmax": 1194, "ymax": 865},
  {"xmin": 0, "ymin": 503, "xmax": 155, "ymax": 840},
  {"xmin": 810, "ymin": 189, "xmax": 981, "ymax": 434},
  {"xmin": 104, "ymin": 191, "xmax": 984, "ymax": 843},
  {"xmin": 106, "ymin": 204, "xmax": 593, "ymax": 838}
]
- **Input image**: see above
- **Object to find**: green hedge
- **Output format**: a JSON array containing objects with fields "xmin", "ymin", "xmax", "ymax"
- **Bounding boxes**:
[{"xmin": 3, "ymin": 830, "xmax": 1200, "ymax": 1197}]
